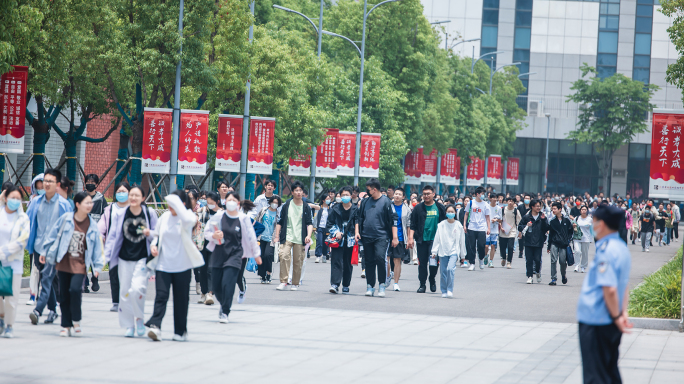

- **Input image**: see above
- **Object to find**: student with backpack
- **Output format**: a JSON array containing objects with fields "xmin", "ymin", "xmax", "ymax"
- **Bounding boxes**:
[
  {"xmin": 499, "ymin": 197, "xmax": 522, "ymax": 269},
  {"xmin": 98, "ymin": 182, "xmax": 131, "ymax": 312}
]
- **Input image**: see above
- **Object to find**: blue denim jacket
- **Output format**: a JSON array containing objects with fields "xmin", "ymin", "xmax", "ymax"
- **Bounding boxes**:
[
  {"xmin": 26, "ymin": 193, "xmax": 73, "ymax": 255},
  {"xmin": 43, "ymin": 212, "xmax": 105, "ymax": 273}
]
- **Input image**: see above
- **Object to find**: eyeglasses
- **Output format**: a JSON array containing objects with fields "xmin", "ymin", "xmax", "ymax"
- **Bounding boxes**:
[{"xmin": 43, "ymin": 180, "xmax": 56, "ymax": 184}]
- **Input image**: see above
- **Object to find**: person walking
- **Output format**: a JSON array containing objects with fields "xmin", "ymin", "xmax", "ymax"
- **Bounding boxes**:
[
  {"xmin": 251, "ymin": 179, "xmax": 277, "ymax": 218},
  {"xmin": 28, "ymin": 169, "xmax": 73, "ymax": 325},
  {"xmin": 638, "ymin": 208, "xmax": 655, "ymax": 252},
  {"xmin": 273, "ymin": 181, "xmax": 313, "ymax": 291},
  {"xmin": 431, "ymin": 205, "xmax": 465, "ymax": 298},
  {"xmin": 463, "ymin": 187, "xmax": 491, "ymax": 271},
  {"xmin": 356, "ymin": 179, "xmax": 398, "ymax": 297},
  {"xmin": 196, "ymin": 192, "xmax": 222, "ymax": 304},
  {"xmin": 98, "ymin": 182, "xmax": 131, "ymax": 312},
  {"xmin": 326, "ymin": 186, "xmax": 358, "ymax": 294},
  {"xmin": 577, "ymin": 206, "xmax": 633, "ymax": 384},
  {"xmin": 485, "ymin": 193, "xmax": 502, "ymax": 268},
  {"xmin": 517, "ymin": 194, "xmax": 532, "ymax": 259},
  {"xmin": 80, "ymin": 174, "xmax": 107, "ymax": 294},
  {"xmin": 628, "ymin": 203, "xmax": 640, "ymax": 245},
  {"xmin": 389, "ymin": 187, "xmax": 410, "ymax": 291},
  {"xmin": 146, "ymin": 191, "xmax": 205, "ymax": 341},
  {"xmin": 517, "ymin": 199, "xmax": 549, "ymax": 284},
  {"xmin": 314, "ymin": 196, "xmax": 330, "ymax": 263},
  {"xmin": 42, "ymin": 192, "xmax": 104, "ymax": 337},
  {"xmin": 408, "ymin": 185, "xmax": 445, "ymax": 293},
  {"xmin": 103, "ymin": 186, "xmax": 157, "ymax": 337},
  {"xmin": 499, "ymin": 197, "xmax": 521, "ymax": 269},
  {"xmin": 0, "ymin": 186, "xmax": 31, "ymax": 338},
  {"xmin": 25, "ymin": 174, "xmax": 45, "ymax": 306},
  {"xmin": 547, "ymin": 202, "xmax": 574, "ymax": 286},
  {"xmin": 654, "ymin": 203, "xmax": 669, "ymax": 246},
  {"xmin": 204, "ymin": 192, "xmax": 261, "ymax": 324},
  {"xmin": 575, "ymin": 206, "xmax": 593, "ymax": 273},
  {"xmin": 672, "ymin": 202, "xmax": 680, "ymax": 242},
  {"xmin": 256, "ymin": 195, "xmax": 280, "ymax": 284},
  {"xmin": 665, "ymin": 203, "xmax": 674, "ymax": 246}
]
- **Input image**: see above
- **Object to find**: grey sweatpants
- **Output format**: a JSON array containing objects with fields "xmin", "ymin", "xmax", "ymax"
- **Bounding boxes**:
[
  {"xmin": 579, "ymin": 242, "xmax": 590, "ymax": 269},
  {"xmin": 549, "ymin": 244, "xmax": 567, "ymax": 281}
]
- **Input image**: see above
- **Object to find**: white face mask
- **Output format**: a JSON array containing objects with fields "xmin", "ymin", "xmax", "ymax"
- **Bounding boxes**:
[
  {"xmin": 335, "ymin": 197, "xmax": 342, "ymax": 203},
  {"xmin": 352, "ymin": 197, "xmax": 359, "ymax": 203},
  {"xmin": 207, "ymin": 204, "xmax": 216, "ymax": 210},
  {"xmin": 270, "ymin": 203, "xmax": 278, "ymax": 210},
  {"xmin": 226, "ymin": 201, "xmax": 238, "ymax": 212}
]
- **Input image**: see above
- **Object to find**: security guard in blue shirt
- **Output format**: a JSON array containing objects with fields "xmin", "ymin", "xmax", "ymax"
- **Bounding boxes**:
[{"xmin": 577, "ymin": 205, "xmax": 633, "ymax": 384}]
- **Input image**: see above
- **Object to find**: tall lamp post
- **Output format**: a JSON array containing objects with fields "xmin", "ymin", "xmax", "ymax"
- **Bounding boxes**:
[
  {"xmin": 430, "ymin": 20, "xmax": 451, "ymax": 50},
  {"xmin": 543, "ymin": 112, "xmax": 551, "ymax": 193},
  {"xmin": 169, "ymin": 0, "xmax": 185, "ymax": 193},
  {"xmin": 238, "ymin": 1, "xmax": 256, "ymax": 199},
  {"xmin": 354, "ymin": 0, "xmax": 402, "ymax": 187}
]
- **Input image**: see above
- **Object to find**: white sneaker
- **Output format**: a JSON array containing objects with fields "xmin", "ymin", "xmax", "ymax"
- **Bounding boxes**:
[
  {"xmin": 237, "ymin": 291, "xmax": 246, "ymax": 304},
  {"xmin": 506, "ymin": 262, "xmax": 512, "ymax": 269},
  {"xmin": 219, "ymin": 313, "xmax": 229, "ymax": 323},
  {"xmin": 172, "ymin": 332, "xmax": 188, "ymax": 342},
  {"xmin": 196, "ymin": 282, "xmax": 201, "ymax": 295},
  {"xmin": 461, "ymin": 261, "xmax": 469, "ymax": 268},
  {"xmin": 290, "ymin": 285, "xmax": 299, "ymax": 291},
  {"xmin": 197, "ymin": 294, "xmax": 206, "ymax": 304},
  {"xmin": 26, "ymin": 298, "xmax": 35, "ymax": 306},
  {"xmin": 441, "ymin": 293, "xmax": 447, "ymax": 298},
  {"xmin": 479, "ymin": 259, "xmax": 484, "ymax": 269},
  {"xmin": 488, "ymin": 261, "xmax": 495, "ymax": 268},
  {"xmin": 527, "ymin": 277, "xmax": 533, "ymax": 284},
  {"xmin": 393, "ymin": 283, "xmax": 400, "ymax": 291},
  {"xmin": 205, "ymin": 293, "xmax": 215, "ymax": 305},
  {"xmin": 581, "ymin": 267, "xmax": 586, "ymax": 273},
  {"xmin": 276, "ymin": 283, "xmax": 287, "ymax": 291},
  {"xmin": 536, "ymin": 273, "xmax": 542, "ymax": 283},
  {"xmin": 365, "ymin": 285, "xmax": 374, "ymax": 296},
  {"xmin": 315, "ymin": 257, "xmax": 321, "ymax": 263},
  {"xmin": 148, "ymin": 327, "xmax": 162, "ymax": 341},
  {"xmin": 413, "ymin": 260, "xmax": 418, "ymax": 265},
  {"xmin": 447, "ymin": 291, "xmax": 453, "ymax": 298},
  {"xmin": 468, "ymin": 264, "xmax": 475, "ymax": 271},
  {"xmin": 360, "ymin": 270, "xmax": 366, "ymax": 278},
  {"xmin": 574, "ymin": 265, "xmax": 580, "ymax": 273},
  {"xmin": 646, "ymin": 249, "xmax": 650, "ymax": 252}
]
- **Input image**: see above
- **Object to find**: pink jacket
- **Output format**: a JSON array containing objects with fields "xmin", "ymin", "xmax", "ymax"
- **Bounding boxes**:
[
  {"xmin": 204, "ymin": 211, "xmax": 261, "ymax": 259},
  {"xmin": 625, "ymin": 210, "xmax": 633, "ymax": 229}
]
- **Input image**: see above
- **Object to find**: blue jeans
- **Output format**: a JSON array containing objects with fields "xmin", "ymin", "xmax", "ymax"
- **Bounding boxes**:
[
  {"xmin": 439, "ymin": 255, "xmax": 458, "ymax": 294},
  {"xmin": 315, "ymin": 230, "xmax": 329, "ymax": 257},
  {"xmin": 35, "ymin": 263, "xmax": 58, "ymax": 315}
]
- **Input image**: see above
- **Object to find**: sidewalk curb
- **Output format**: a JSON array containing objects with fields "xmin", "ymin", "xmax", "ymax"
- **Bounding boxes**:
[
  {"xmin": 629, "ymin": 317, "xmax": 681, "ymax": 331},
  {"xmin": 21, "ymin": 271, "xmax": 111, "ymax": 289}
]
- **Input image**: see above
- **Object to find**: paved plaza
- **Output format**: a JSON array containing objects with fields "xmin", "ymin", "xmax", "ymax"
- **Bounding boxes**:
[{"xmin": 1, "ymin": 242, "xmax": 683, "ymax": 384}]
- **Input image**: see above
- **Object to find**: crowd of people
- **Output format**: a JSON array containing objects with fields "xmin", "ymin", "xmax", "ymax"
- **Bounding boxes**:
[{"xmin": 0, "ymin": 173, "xmax": 666, "ymax": 346}]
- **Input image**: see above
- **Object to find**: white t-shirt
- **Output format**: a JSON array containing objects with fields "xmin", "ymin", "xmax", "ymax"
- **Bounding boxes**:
[
  {"xmin": 156, "ymin": 214, "xmax": 193, "ymax": 273},
  {"xmin": 250, "ymin": 193, "xmax": 272, "ymax": 219},
  {"xmin": 489, "ymin": 204, "xmax": 502, "ymax": 234},
  {"xmin": 0, "ymin": 209, "xmax": 22, "ymax": 274},
  {"xmin": 467, "ymin": 200, "xmax": 491, "ymax": 232}
]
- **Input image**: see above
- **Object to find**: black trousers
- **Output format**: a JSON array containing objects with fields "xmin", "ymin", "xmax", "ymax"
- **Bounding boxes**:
[
  {"xmin": 525, "ymin": 246, "xmax": 543, "ymax": 278},
  {"xmin": 257, "ymin": 241, "xmax": 274, "ymax": 279},
  {"xmin": 417, "ymin": 241, "xmax": 438, "ymax": 287},
  {"xmin": 213, "ymin": 266, "xmax": 239, "ymax": 316},
  {"xmin": 518, "ymin": 235, "xmax": 525, "ymax": 258},
  {"xmin": 362, "ymin": 238, "xmax": 388, "ymax": 288},
  {"xmin": 146, "ymin": 269, "xmax": 191, "ymax": 336},
  {"xmin": 579, "ymin": 322, "xmax": 622, "ymax": 384},
  {"xmin": 466, "ymin": 230, "xmax": 486, "ymax": 264},
  {"xmin": 82, "ymin": 267, "xmax": 98, "ymax": 290},
  {"xmin": 674, "ymin": 222, "xmax": 679, "ymax": 239},
  {"xmin": 197, "ymin": 248, "xmax": 212, "ymax": 294},
  {"xmin": 237, "ymin": 258, "xmax": 247, "ymax": 292},
  {"xmin": 58, "ymin": 271, "xmax": 84, "ymax": 328},
  {"xmin": 499, "ymin": 237, "xmax": 515, "ymax": 263},
  {"xmin": 110, "ymin": 264, "xmax": 120, "ymax": 304},
  {"xmin": 330, "ymin": 245, "xmax": 354, "ymax": 288}
]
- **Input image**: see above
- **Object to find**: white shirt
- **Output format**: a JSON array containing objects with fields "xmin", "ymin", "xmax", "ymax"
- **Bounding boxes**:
[
  {"xmin": 489, "ymin": 204, "xmax": 502, "ymax": 234},
  {"xmin": 250, "ymin": 193, "xmax": 272, "ymax": 219},
  {"xmin": 0, "ymin": 209, "xmax": 22, "ymax": 274},
  {"xmin": 155, "ymin": 214, "xmax": 193, "ymax": 273},
  {"xmin": 431, "ymin": 219, "xmax": 466, "ymax": 258},
  {"xmin": 577, "ymin": 215, "xmax": 593, "ymax": 243},
  {"xmin": 467, "ymin": 200, "xmax": 491, "ymax": 232}
]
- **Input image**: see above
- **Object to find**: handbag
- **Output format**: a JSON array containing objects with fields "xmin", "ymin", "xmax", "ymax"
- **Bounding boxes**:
[
  {"xmin": 0, "ymin": 260, "xmax": 14, "ymax": 297},
  {"xmin": 273, "ymin": 241, "xmax": 280, "ymax": 263},
  {"xmin": 246, "ymin": 257, "xmax": 258, "ymax": 273},
  {"xmin": 565, "ymin": 245, "xmax": 575, "ymax": 267},
  {"xmin": 325, "ymin": 233, "xmax": 341, "ymax": 248},
  {"xmin": 351, "ymin": 244, "xmax": 359, "ymax": 265}
]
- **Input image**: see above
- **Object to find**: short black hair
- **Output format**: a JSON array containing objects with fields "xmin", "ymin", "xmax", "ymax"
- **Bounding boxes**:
[
  {"xmin": 263, "ymin": 179, "xmax": 276, "ymax": 188},
  {"xmin": 422, "ymin": 185, "xmax": 434, "ymax": 193},
  {"xmin": 339, "ymin": 186, "xmax": 353, "ymax": 195},
  {"xmin": 394, "ymin": 187, "xmax": 405, "ymax": 196},
  {"xmin": 268, "ymin": 195, "xmax": 282, "ymax": 206},
  {"xmin": 551, "ymin": 201, "xmax": 562, "ymax": 210},
  {"xmin": 489, "ymin": 192, "xmax": 497, "ymax": 199},
  {"xmin": 3, "ymin": 184, "xmax": 20, "ymax": 197},
  {"xmin": 475, "ymin": 186, "xmax": 486, "ymax": 195},
  {"xmin": 206, "ymin": 191, "xmax": 220, "ymax": 203},
  {"xmin": 73, "ymin": 191, "xmax": 91, "ymax": 207},
  {"xmin": 115, "ymin": 181, "xmax": 131, "ymax": 193},
  {"xmin": 365, "ymin": 178, "xmax": 381, "ymax": 191},
  {"xmin": 129, "ymin": 184, "xmax": 146, "ymax": 198},
  {"xmin": 85, "ymin": 174, "xmax": 99, "ymax": 184},
  {"xmin": 44, "ymin": 168, "xmax": 62, "ymax": 183},
  {"xmin": 594, "ymin": 205, "xmax": 623, "ymax": 230},
  {"xmin": 291, "ymin": 180, "xmax": 305, "ymax": 192},
  {"xmin": 445, "ymin": 204, "xmax": 457, "ymax": 213},
  {"xmin": 1, "ymin": 181, "xmax": 13, "ymax": 193},
  {"xmin": 529, "ymin": 198, "xmax": 542, "ymax": 208},
  {"xmin": 506, "ymin": 196, "xmax": 515, "ymax": 202},
  {"xmin": 352, "ymin": 186, "xmax": 360, "ymax": 193}
]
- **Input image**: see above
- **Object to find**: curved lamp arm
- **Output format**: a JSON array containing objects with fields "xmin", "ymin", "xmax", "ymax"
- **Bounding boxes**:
[
  {"xmin": 273, "ymin": 5, "xmax": 319, "ymax": 35},
  {"xmin": 322, "ymin": 30, "xmax": 362, "ymax": 57},
  {"xmin": 367, "ymin": 0, "xmax": 402, "ymax": 18}
]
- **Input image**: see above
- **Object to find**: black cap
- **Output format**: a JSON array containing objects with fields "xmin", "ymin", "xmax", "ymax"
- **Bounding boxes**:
[{"xmin": 593, "ymin": 205, "xmax": 623, "ymax": 231}]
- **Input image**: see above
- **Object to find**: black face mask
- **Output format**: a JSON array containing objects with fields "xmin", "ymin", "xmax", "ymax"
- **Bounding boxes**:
[{"xmin": 85, "ymin": 183, "xmax": 97, "ymax": 192}]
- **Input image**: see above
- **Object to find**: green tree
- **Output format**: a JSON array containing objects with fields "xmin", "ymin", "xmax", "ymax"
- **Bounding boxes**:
[
  {"xmin": 567, "ymin": 64, "xmax": 658, "ymax": 194},
  {"xmin": 659, "ymin": 1, "xmax": 684, "ymax": 91}
]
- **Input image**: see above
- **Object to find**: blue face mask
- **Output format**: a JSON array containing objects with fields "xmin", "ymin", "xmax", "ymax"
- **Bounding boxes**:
[
  {"xmin": 199, "ymin": 199, "xmax": 207, "ymax": 208},
  {"xmin": 446, "ymin": 212, "xmax": 456, "ymax": 219},
  {"xmin": 7, "ymin": 198, "xmax": 21, "ymax": 211},
  {"xmin": 36, "ymin": 189, "xmax": 45, "ymax": 196},
  {"xmin": 116, "ymin": 192, "xmax": 129, "ymax": 203},
  {"xmin": 524, "ymin": 199, "xmax": 530, "ymax": 205},
  {"xmin": 341, "ymin": 196, "xmax": 352, "ymax": 204}
]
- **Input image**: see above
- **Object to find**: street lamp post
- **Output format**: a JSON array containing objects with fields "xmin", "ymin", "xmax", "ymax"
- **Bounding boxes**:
[
  {"xmin": 169, "ymin": 0, "xmax": 184, "ymax": 193},
  {"xmin": 430, "ymin": 20, "xmax": 451, "ymax": 50},
  {"xmin": 472, "ymin": 50, "xmax": 503, "ymax": 74},
  {"xmin": 544, "ymin": 112, "xmax": 551, "ymax": 193},
  {"xmin": 238, "ymin": 1, "xmax": 255, "ymax": 199},
  {"xmin": 449, "ymin": 38, "xmax": 480, "ymax": 51},
  {"xmin": 353, "ymin": 0, "xmax": 402, "ymax": 187}
]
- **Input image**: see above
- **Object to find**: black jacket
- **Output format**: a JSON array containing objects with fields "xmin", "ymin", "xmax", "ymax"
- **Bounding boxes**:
[
  {"xmin": 324, "ymin": 202, "xmax": 358, "ymax": 239},
  {"xmin": 409, "ymin": 201, "xmax": 447, "ymax": 244},
  {"xmin": 517, "ymin": 212, "xmax": 550, "ymax": 248},
  {"xmin": 277, "ymin": 198, "xmax": 313, "ymax": 244},
  {"xmin": 547, "ymin": 215, "xmax": 574, "ymax": 251},
  {"xmin": 357, "ymin": 195, "xmax": 397, "ymax": 241}
]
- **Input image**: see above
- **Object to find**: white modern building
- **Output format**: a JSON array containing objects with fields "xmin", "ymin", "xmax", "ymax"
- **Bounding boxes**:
[{"xmin": 423, "ymin": 0, "xmax": 679, "ymax": 199}]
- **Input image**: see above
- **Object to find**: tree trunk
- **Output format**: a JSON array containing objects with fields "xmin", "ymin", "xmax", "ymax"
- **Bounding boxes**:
[
  {"xmin": 65, "ymin": 134, "xmax": 79, "ymax": 183},
  {"xmin": 115, "ymin": 132, "xmax": 130, "ymax": 188},
  {"xmin": 129, "ymin": 119, "xmax": 144, "ymax": 185}
]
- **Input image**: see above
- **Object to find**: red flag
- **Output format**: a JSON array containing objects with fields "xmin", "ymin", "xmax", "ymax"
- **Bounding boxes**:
[
  {"xmin": 440, "ymin": 149, "xmax": 460, "ymax": 186},
  {"xmin": 649, "ymin": 111, "xmax": 684, "ymax": 199},
  {"xmin": 506, "ymin": 157, "xmax": 519, "ymax": 186},
  {"xmin": 467, "ymin": 157, "xmax": 484, "ymax": 186},
  {"xmin": 248, "ymin": 117, "xmax": 275, "ymax": 175},
  {"xmin": 216, "ymin": 114, "xmax": 243, "ymax": 172},
  {"xmin": 316, "ymin": 128, "xmax": 339, "ymax": 178},
  {"xmin": 337, "ymin": 131, "xmax": 356, "ymax": 176},
  {"xmin": 421, "ymin": 149, "xmax": 437, "ymax": 183},
  {"xmin": 359, "ymin": 133, "xmax": 381, "ymax": 178},
  {"xmin": 487, "ymin": 155, "xmax": 503, "ymax": 184},
  {"xmin": 404, "ymin": 149, "xmax": 423, "ymax": 185},
  {"xmin": 0, "ymin": 65, "xmax": 28, "ymax": 153},
  {"xmin": 178, "ymin": 109, "xmax": 209, "ymax": 175},
  {"xmin": 142, "ymin": 108, "xmax": 173, "ymax": 174},
  {"xmin": 288, "ymin": 152, "xmax": 310, "ymax": 176}
]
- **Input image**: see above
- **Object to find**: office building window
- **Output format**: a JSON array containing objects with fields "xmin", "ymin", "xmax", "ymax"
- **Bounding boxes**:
[
  {"xmin": 633, "ymin": 0, "xmax": 655, "ymax": 84},
  {"xmin": 514, "ymin": 0, "xmax": 533, "ymax": 96},
  {"xmin": 481, "ymin": 0, "xmax": 500, "ymax": 69},
  {"xmin": 597, "ymin": 0, "xmax": 620, "ymax": 79}
]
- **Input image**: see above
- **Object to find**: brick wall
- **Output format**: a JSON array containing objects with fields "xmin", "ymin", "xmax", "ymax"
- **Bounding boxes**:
[{"xmin": 84, "ymin": 115, "xmax": 121, "ymax": 197}]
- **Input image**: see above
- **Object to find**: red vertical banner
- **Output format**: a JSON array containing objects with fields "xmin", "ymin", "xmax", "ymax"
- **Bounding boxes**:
[
  {"xmin": 178, "ymin": 109, "xmax": 209, "ymax": 175},
  {"xmin": 440, "ymin": 149, "xmax": 460, "ymax": 186},
  {"xmin": 142, "ymin": 108, "xmax": 173, "ymax": 174},
  {"xmin": 421, "ymin": 149, "xmax": 437, "ymax": 183},
  {"xmin": 248, "ymin": 117, "xmax": 275, "ymax": 175},
  {"xmin": 467, "ymin": 157, "xmax": 485, "ymax": 186},
  {"xmin": 506, "ymin": 157, "xmax": 519, "ymax": 186},
  {"xmin": 359, "ymin": 132, "xmax": 381, "ymax": 178},
  {"xmin": 288, "ymin": 152, "xmax": 311, "ymax": 176},
  {"xmin": 404, "ymin": 149, "xmax": 423, "ymax": 185},
  {"xmin": 316, "ymin": 128, "xmax": 339, "ymax": 178},
  {"xmin": 337, "ymin": 131, "xmax": 356, "ymax": 176},
  {"xmin": 215, "ymin": 114, "xmax": 243, "ymax": 172},
  {"xmin": 487, "ymin": 155, "xmax": 503, "ymax": 184},
  {"xmin": 0, "ymin": 65, "xmax": 28, "ymax": 153},
  {"xmin": 649, "ymin": 110, "xmax": 684, "ymax": 199}
]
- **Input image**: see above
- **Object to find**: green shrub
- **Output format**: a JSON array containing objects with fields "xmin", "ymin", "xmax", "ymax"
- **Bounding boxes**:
[{"xmin": 628, "ymin": 250, "xmax": 682, "ymax": 319}]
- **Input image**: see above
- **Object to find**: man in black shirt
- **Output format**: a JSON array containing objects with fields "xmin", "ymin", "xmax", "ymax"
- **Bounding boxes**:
[
  {"xmin": 355, "ymin": 179, "xmax": 398, "ymax": 298},
  {"xmin": 639, "ymin": 209, "xmax": 655, "ymax": 252},
  {"xmin": 517, "ymin": 193, "xmax": 531, "ymax": 259}
]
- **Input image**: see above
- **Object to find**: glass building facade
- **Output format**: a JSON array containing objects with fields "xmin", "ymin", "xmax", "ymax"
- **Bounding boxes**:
[{"xmin": 481, "ymin": 0, "xmax": 500, "ymax": 69}]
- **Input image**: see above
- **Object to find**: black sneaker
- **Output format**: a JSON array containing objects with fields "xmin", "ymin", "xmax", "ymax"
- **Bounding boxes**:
[
  {"xmin": 430, "ymin": 284, "xmax": 437, "ymax": 293},
  {"xmin": 342, "ymin": 287, "xmax": 350, "ymax": 294},
  {"xmin": 417, "ymin": 286, "xmax": 426, "ymax": 293},
  {"xmin": 29, "ymin": 310, "xmax": 40, "ymax": 325},
  {"xmin": 91, "ymin": 277, "xmax": 100, "ymax": 292},
  {"xmin": 329, "ymin": 285, "xmax": 339, "ymax": 294},
  {"xmin": 266, "ymin": 274, "xmax": 272, "ymax": 284},
  {"xmin": 44, "ymin": 311, "xmax": 59, "ymax": 324},
  {"xmin": 83, "ymin": 286, "xmax": 90, "ymax": 294},
  {"xmin": 548, "ymin": 280, "xmax": 557, "ymax": 286},
  {"xmin": 562, "ymin": 276, "xmax": 568, "ymax": 285}
]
